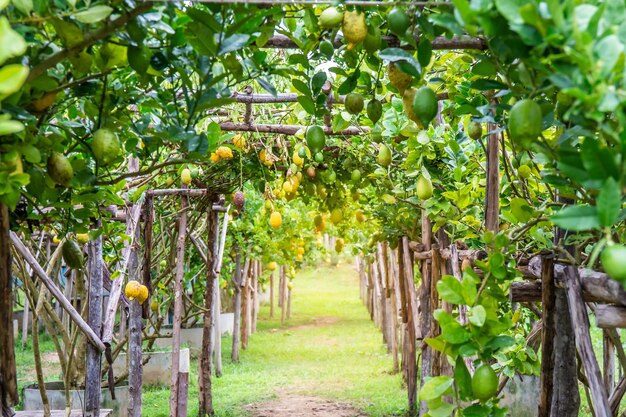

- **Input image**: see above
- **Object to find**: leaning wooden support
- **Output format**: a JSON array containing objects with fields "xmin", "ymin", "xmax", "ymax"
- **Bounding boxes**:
[
  {"xmin": 485, "ymin": 122, "xmax": 500, "ymax": 234},
  {"xmin": 418, "ymin": 209, "xmax": 433, "ymax": 417},
  {"xmin": 538, "ymin": 255, "xmax": 555, "ymax": 417},
  {"xmin": 595, "ymin": 305, "xmax": 626, "ymax": 329},
  {"xmin": 128, "ymin": 204, "xmax": 143, "ymax": 417},
  {"xmin": 564, "ymin": 266, "xmax": 611, "ymax": 417},
  {"xmin": 399, "ymin": 237, "xmax": 417, "ymax": 413},
  {"xmin": 10, "ymin": 231, "xmax": 106, "ymax": 352}
]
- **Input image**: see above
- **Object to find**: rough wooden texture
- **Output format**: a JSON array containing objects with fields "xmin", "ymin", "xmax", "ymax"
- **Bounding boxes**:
[
  {"xmin": 564, "ymin": 266, "xmax": 610, "ymax": 417},
  {"xmin": 264, "ymin": 34, "xmax": 486, "ymax": 50},
  {"xmin": 207, "ymin": 210, "xmax": 220, "ymax": 376},
  {"xmin": 538, "ymin": 255, "xmax": 555, "ymax": 417},
  {"xmin": 280, "ymin": 266, "xmax": 287, "ymax": 326},
  {"xmin": 10, "ymin": 232, "xmax": 106, "ymax": 352},
  {"xmin": 127, "ymin": 210, "xmax": 142, "ymax": 417},
  {"xmin": 170, "ymin": 184, "xmax": 188, "ymax": 417},
  {"xmin": 418, "ymin": 210, "xmax": 432, "ymax": 417},
  {"xmin": 199, "ymin": 202, "xmax": 217, "ymax": 417},
  {"xmin": 399, "ymin": 238, "xmax": 417, "ymax": 413},
  {"xmin": 596, "ymin": 305, "xmax": 626, "ymax": 328},
  {"xmin": 0, "ymin": 203, "xmax": 18, "ymax": 416},
  {"xmin": 609, "ymin": 376, "xmax": 626, "ymax": 415},
  {"xmin": 177, "ymin": 372, "xmax": 189, "ymax": 417},
  {"xmin": 430, "ymin": 246, "xmax": 443, "ymax": 378},
  {"xmin": 231, "ymin": 252, "xmax": 243, "ymax": 363},
  {"xmin": 85, "ymin": 233, "xmax": 103, "ymax": 417},
  {"xmin": 220, "ymin": 122, "xmax": 367, "ymax": 136},
  {"xmin": 141, "ymin": 194, "xmax": 154, "ymax": 319},
  {"xmin": 269, "ymin": 271, "xmax": 274, "ymax": 318},
  {"xmin": 485, "ymin": 125, "xmax": 499, "ymax": 234},
  {"xmin": 602, "ymin": 331, "xmax": 615, "ymax": 393},
  {"xmin": 240, "ymin": 259, "xmax": 251, "ymax": 351}
]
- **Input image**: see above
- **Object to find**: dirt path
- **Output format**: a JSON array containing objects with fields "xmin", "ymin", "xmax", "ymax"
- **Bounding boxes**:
[{"xmin": 246, "ymin": 394, "xmax": 367, "ymax": 417}]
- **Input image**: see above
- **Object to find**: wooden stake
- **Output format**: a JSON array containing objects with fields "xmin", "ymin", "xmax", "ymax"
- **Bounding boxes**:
[
  {"xmin": 418, "ymin": 209, "xmax": 432, "ymax": 417},
  {"xmin": 538, "ymin": 254, "xmax": 555, "ymax": 417},
  {"xmin": 485, "ymin": 125, "xmax": 500, "ymax": 234},
  {"xmin": 199, "ymin": 200, "xmax": 217, "ymax": 417},
  {"xmin": 564, "ymin": 266, "xmax": 610, "ymax": 417},
  {"xmin": 128, "ymin": 208, "xmax": 143, "ymax": 417},
  {"xmin": 170, "ymin": 183, "xmax": 188, "ymax": 417},
  {"xmin": 400, "ymin": 237, "xmax": 417, "ymax": 413},
  {"xmin": 85, "ymin": 230, "xmax": 103, "ymax": 417},
  {"xmin": 141, "ymin": 194, "xmax": 154, "ymax": 319},
  {"xmin": 269, "ymin": 271, "xmax": 274, "ymax": 318},
  {"xmin": 231, "ymin": 251, "xmax": 242, "ymax": 363},
  {"xmin": 0, "ymin": 203, "xmax": 18, "ymax": 416}
]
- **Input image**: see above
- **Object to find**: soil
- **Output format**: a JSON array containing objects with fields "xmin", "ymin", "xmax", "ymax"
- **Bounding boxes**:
[{"xmin": 246, "ymin": 394, "xmax": 367, "ymax": 417}]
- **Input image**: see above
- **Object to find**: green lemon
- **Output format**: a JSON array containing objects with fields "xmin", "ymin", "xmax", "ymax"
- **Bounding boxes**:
[
  {"xmin": 472, "ymin": 365, "xmax": 498, "ymax": 402},
  {"xmin": 62, "ymin": 239, "xmax": 84, "ymax": 270},
  {"xmin": 351, "ymin": 169, "xmax": 361, "ymax": 183},
  {"xmin": 345, "ymin": 92, "xmax": 364, "ymax": 114},
  {"xmin": 306, "ymin": 125, "xmax": 326, "ymax": 154},
  {"xmin": 387, "ymin": 7, "xmax": 409, "ymax": 36},
  {"xmin": 601, "ymin": 244, "xmax": 626, "ymax": 283},
  {"xmin": 467, "ymin": 121, "xmax": 483, "ymax": 140},
  {"xmin": 330, "ymin": 208, "xmax": 343, "ymax": 225},
  {"xmin": 92, "ymin": 128, "xmax": 120, "ymax": 166},
  {"xmin": 319, "ymin": 7, "xmax": 344, "ymax": 28},
  {"xmin": 366, "ymin": 99, "xmax": 383, "ymax": 123},
  {"xmin": 47, "ymin": 152, "xmax": 74, "ymax": 186},
  {"xmin": 402, "ymin": 87, "xmax": 421, "ymax": 126},
  {"xmin": 509, "ymin": 99, "xmax": 543, "ymax": 148},
  {"xmin": 412, "ymin": 86, "xmax": 438, "ymax": 127},
  {"xmin": 363, "ymin": 25, "xmax": 382, "ymax": 53},
  {"xmin": 416, "ymin": 175, "xmax": 433, "ymax": 199},
  {"xmin": 378, "ymin": 144, "xmax": 392, "ymax": 167},
  {"xmin": 518, "ymin": 164, "xmax": 532, "ymax": 179}
]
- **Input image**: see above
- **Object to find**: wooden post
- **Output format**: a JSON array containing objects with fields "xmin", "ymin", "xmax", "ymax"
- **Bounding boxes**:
[
  {"xmin": 170, "ymin": 184, "xmax": 188, "ymax": 417},
  {"xmin": 538, "ymin": 254, "xmax": 555, "ymax": 417},
  {"xmin": 269, "ymin": 271, "xmax": 274, "ymax": 318},
  {"xmin": 128, "ymin": 211, "xmax": 142, "ymax": 417},
  {"xmin": 419, "ymin": 209, "xmax": 432, "ymax": 417},
  {"xmin": 241, "ymin": 259, "xmax": 250, "ymax": 349},
  {"xmin": 231, "ymin": 251, "xmax": 243, "ymax": 363},
  {"xmin": 199, "ymin": 200, "xmax": 217, "ymax": 417},
  {"xmin": 485, "ymin": 122, "xmax": 499, "ymax": 233},
  {"xmin": 564, "ymin": 266, "xmax": 611, "ymax": 417},
  {"xmin": 400, "ymin": 237, "xmax": 417, "ymax": 414},
  {"xmin": 286, "ymin": 283, "xmax": 292, "ymax": 320},
  {"xmin": 21, "ymin": 296, "xmax": 29, "ymax": 346},
  {"xmin": 280, "ymin": 266, "xmax": 286, "ymax": 325},
  {"xmin": 251, "ymin": 261, "xmax": 258, "ymax": 333},
  {"xmin": 141, "ymin": 194, "xmax": 154, "ymax": 319},
  {"xmin": 278, "ymin": 266, "xmax": 284, "ymax": 308},
  {"xmin": 207, "ymin": 210, "xmax": 219, "ymax": 376},
  {"xmin": 0, "ymin": 203, "xmax": 18, "ymax": 417},
  {"xmin": 602, "ymin": 332, "xmax": 615, "ymax": 393},
  {"xmin": 85, "ymin": 230, "xmax": 103, "ymax": 417},
  {"xmin": 430, "ymin": 245, "xmax": 443, "ymax": 377}
]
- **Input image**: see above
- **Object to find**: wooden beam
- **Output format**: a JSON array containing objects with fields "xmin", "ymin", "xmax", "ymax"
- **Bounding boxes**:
[
  {"xmin": 229, "ymin": 91, "xmax": 449, "ymax": 104},
  {"xmin": 9, "ymin": 232, "xmax": 106, "ymax": 352},
  {"xmin": 485, "ymin": 124, "xmax": 500, "ymax": 234},
  {"xmin": 596, "ymin": 305, "xmax": 626, "ymax": 329},
  {"xmin": 263, "ymin": 34, "xmax": 486, "ymax": 50},
  {"xmin": 564, "ymin": 266, "xmax": 611, "ymax": 417},
  {"xmin": 538, "ymin": 255, "xmax": 555, "ymax": 417},
  {"xmin": 219, "ymin": 122, "xmax": 368, "ymax": 136},
  {"xmin": 85, "ymin": 232, "xmax": 104, "ymax": 417}
]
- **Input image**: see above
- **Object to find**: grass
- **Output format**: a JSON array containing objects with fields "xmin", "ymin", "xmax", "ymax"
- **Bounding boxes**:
[{"xmin": 143, "ymin": 260, "xmax": 407, "ymax": 416}]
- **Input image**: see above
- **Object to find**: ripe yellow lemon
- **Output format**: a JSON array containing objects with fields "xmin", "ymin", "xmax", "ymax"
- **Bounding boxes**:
[
  {"xmin": 342, "ymin": 10, "xmax": 367, "ymax": 50},
  {"xmin": 269, "ymin": 211, "xmax": 282, "ymax": 229},
  {"xmin": 181, "ymin": 168, "xmax": 192, "ymax": 185}
]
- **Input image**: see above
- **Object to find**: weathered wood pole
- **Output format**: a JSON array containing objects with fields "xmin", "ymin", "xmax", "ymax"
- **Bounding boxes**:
[
  {"xmin": 485, "ymin": 123, "xmax": 499, "ymax": 234},
  {"xmin": 0, "ymin": 203, "xmax": 18, "ymax": 417},
  {"xmin": 400, "ymin": 238, "xmax": 417, "ymax": 414},
  {"xmin": 199, "ymin": 200, "xmax": 218, "ymax": 417},
  {"xmin": 141, "ymin": 194, "xmax": 154, "ymax": 319},
  {"xmin": 85, "ymin": 229, "xmax": 103, "ymax": 417},
  {"xmin": 564, "ymin": 266, "xmax": 611, "ymax": 417},
  {"xmin": 538, "ymin": 254, "xmax": 555, "ymax": 417},
  {"xmin": 128, "ymin": 209, "xmax": 143, "ymax": 417},
  {"xmin": 602, "ymin": 332, "xmax": 615, "ymax": 393},
  {"xmin": 170, "ymin": 184, "xmax": 188, "ymax": 417},
  {"xmin": 231, "ymin": 251, "xmax": 243, "ymax": 363},
  {"xmin": 241, "ymin": 258, "xmax": 250, "ymax": 350},
  {"xmin": 280, "ymin": 266, "xmax": 286, "ymax": 325},
  {"xmin": 251, "ymin": 261, "xmax": 258, "ymax": 332},
  {"xmin": 418, "ymin": 209, "xmax": 432, "ymax": 417},
  {"xmin": 269, "ymin": 270, "xmax": 274, "ymax": 318}
]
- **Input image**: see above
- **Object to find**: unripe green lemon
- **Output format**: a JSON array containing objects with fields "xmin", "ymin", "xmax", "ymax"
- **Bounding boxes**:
[
  {"xmin": 345, "ymin": 92, "xmax": 364, "ymax": 114},
  {"xmin": 62, "ymin": 239, "xmax": 84, "ymax": 270},
  {"xmin": 363, "ymin": 25, "xmax": 382, "ymax": 53},
  {"xmin": 319, "ymin": 40, "xmax": 335, "ymax": 58},
  {"xmin": 351, "ymin": 169, "xmax": 361, "ymax": 182},
  {"xmin": 509, "ymin": 99, "xmax": 543, "ymax": 148},
  {"xmin": 366, "ymin": 99, "xmax": 383, "ymax": 123},
  {"xmin": 330, "ymin": 208, "xmax": 343, "ymax": 225},
  {"xmin": 467, "ymin": 121, "xmax": 483, "ymax": 140},
  {"xmin": 412, "ymin": 87, "xmax": 438, "ymax": 127},
  {"xmin": 416, "ymin": 175, "xmax": 433, "ymax": 199},
  {"xmin": 306, "ymin": 125, "xmax": 326, "ymax": 154},
  {"xmin": 601, "ymin": 244, "xmax": 626, "ymax": 284},
  {"xmin": 378, "ymin": 144, "xmax": 392, "ymax": 167},
  {"xmin": 518, "ymin": 164, "xmax": 532, "ymax": 179},
  {"xmin": 319, "ymin": 7, "xmax": 344, "ymax": 28},
  {"xmin": 387, "ymin": 7, "xmax": 409, "ymax": 36},
  {"xmin": 92, "ymin": 128, "xmax": 120, "ymax": 166},
  {"xmin": 402, "ymin": 88, "xmax": 421, "ymax": 126},
  {"xmin": 47, "ymin": 152, "xmax": 74, "ymax": 186},
  {"xmin": 471, "ymin": 365, "xmax": 498, "ymax": 402}
]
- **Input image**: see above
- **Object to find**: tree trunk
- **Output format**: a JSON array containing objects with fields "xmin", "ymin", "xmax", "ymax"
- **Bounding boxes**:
[
  {"xmin": 241, "ymin": 259, "xmax": 250, "ymax": 350},
  {"xmin": 418, "ymin": 210, "xmax": 432, "ymax": 417},
  {"xmin": 269, "ymin": 271, "xmax": 274, "ymax": 318},
  {"xmin": 0, "ymin": 203, "xmax": 18, "ymax": 417},
  {"xmin": 128, "ymin": 214, "xmax": 142, "ymax": 417}
]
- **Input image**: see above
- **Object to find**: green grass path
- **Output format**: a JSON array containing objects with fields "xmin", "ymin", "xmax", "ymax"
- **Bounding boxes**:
[{"xmin": 144, "ymin": 261, "xmax": 407, "ymax": 416}]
